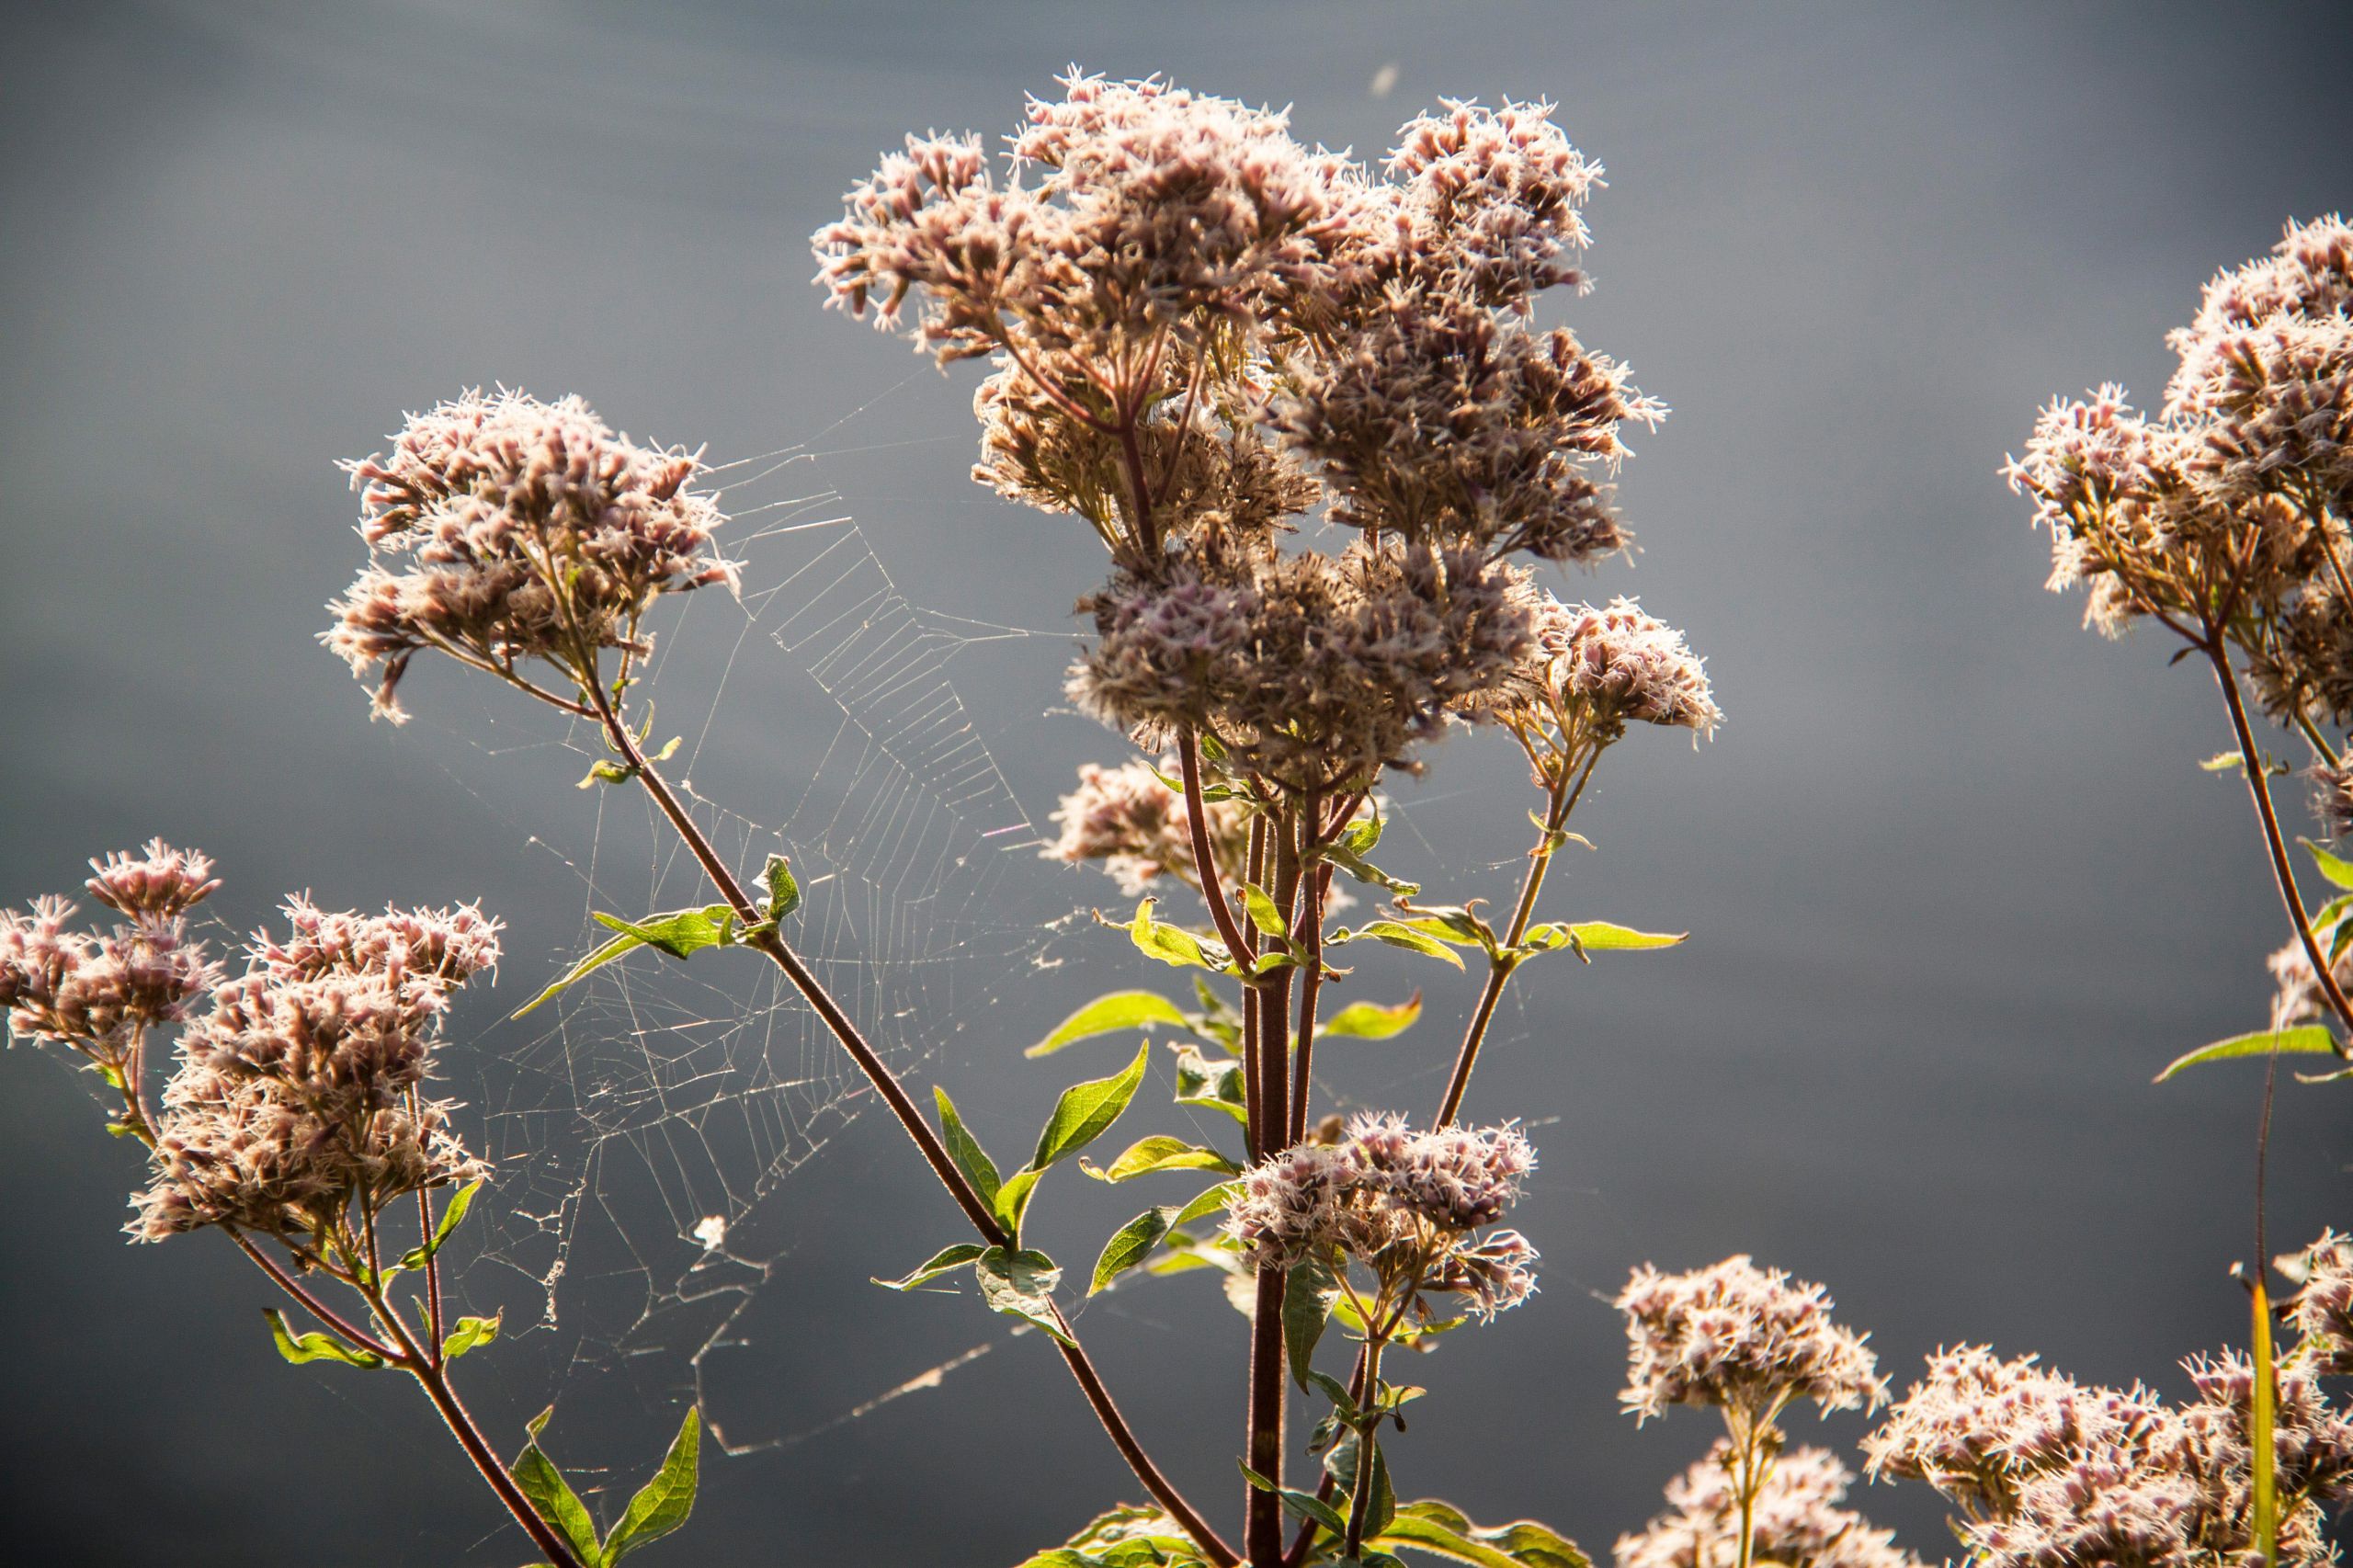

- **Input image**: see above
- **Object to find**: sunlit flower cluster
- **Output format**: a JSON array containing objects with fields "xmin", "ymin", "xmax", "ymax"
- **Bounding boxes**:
[
  {"xmin": 1866, "ymin": 1306, "xmax": 2353, "ymax": 1568},
  {"xmin": 1615, "ymin": 1441, "xmax": 1920, "ymax": 1568},
  {"xmin": 132, "ymin": 896, "xmax": 499, "ymax": 1242},
  {"xmin": 819, "ymin": 72, "xmax": 1678, "ymax": 790},
  {"xmin": 1, "ymin": 841, "xmax": 223, "ymax": 1070},
  {"xmin": 327, "ymin": 389, "xmax": 736, "ymax": 722},
  {"xmin": 2008, "ymin": 217, "xmax": 2353, "ymax": 733},
  {"xmin": 1617, "ymin": 1256, "xmax": 1885, "ymax": 1425},
  {"xmin": 1223, "ymin": 1114, "xmax": 1538, "ymax": 1322},
  {"xmin": 1044, "ymin": 757, "xmax": 1251, "ymax": 896},
  {"xmin": 2281, "ymin": 1230, "xmax": 2353, "ymax": 1377}
]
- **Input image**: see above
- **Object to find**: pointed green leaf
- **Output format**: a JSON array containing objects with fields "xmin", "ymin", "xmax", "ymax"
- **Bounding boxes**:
[
  {"xmin": 1336, "ymin": 922, "xmax": 1466, "ymax": 971},
  {"xmin": 1129, "ymin": 898, "xmax": 1233, "ymax": 973},
  {"xmin": 1240, "ymin": 1461, "xmax": 1349, "ymax": 1535},
  {"xmin": 1086, "ymin": 1134, "xmax": 1243, "ymax": 1182},
  {"xmin": 1174, "ymin": 1181, "xmax": 1239, "ymax": 1229},
  {"xmin": 1372, "ymin": 1502, "xmax": 1589, "ymax": 1568},
  {"xmin": 262, "ymin": 1308, "xmax": 387, "ymax": 1370},
  {"xmin": 2155, "ymin": 1026, "xmax": 2338, "ymax": 1083},
  {"xmin": 600, "ymin": 1407, "xmax": 701, "ymax": 1564},
  {"xmin": 1034, "ymin": 1043, "xmax": 1152, "ymax": 1171},
  {"xmin": 440, "ymin": 1311, "xmax": 502, "ymax": 1363},
  {"xmin": 2304, "ymin": 838, "xmax": 2353, "ymax": 891},
  {"xmin": 994, "ymin": 1165, "xmax": 1044, "ymax": 1241},
  {"xmin": 873, "ymin": 1243, "xmax": 986, "ymax": 1290},
  {"xmin": 1323, "ymin": 840, "xmax": 1422, "ymax": 898},
  {"xmin": 1518, "ymin": 921, "xmax": 1687, "ymax": 959},
  {"xmin": 1284, "ymin": 1258, "xmax": 1340, "ymax": 1389},
  {"xmin": 1029, "ymin": 990, "xmax": 1192, "ymax": 1058},
  {"xmin": 1320, "ymin": 994, "xmax": 1423, "ymax": 1040},
  {"xmin": 592, "ymin": 904, "xmax": 736, "ymax": 960},
  {"xmin": 512, "ymin": 930, "xmax": 643, "ymax": 1018},
  {"xmin": 397, "ymin": 1178, "xmax": 483, "ymax": 1272},
  {"xmin": 1243, "ymin": 882, "xmax": 1291, "ymax": 940},
  {"xmin": 510, "ymin": 1434, "xmax": 601, "ymax": 1567},
  {"xmin": 975, "ymin": 1246, "xmax": 1074, "ymax": 1345},
  {"xmin": 1091, "ymin": 1207, "xmax": 1176, "ymax": 1294},
  {"xmin": 932, "ymin": 1086, "xmax": 1002, "ymax": 1210},
  {"xmin": 1170, "ymin": 1044, "xmax": 1249, "ymax": 1123}
]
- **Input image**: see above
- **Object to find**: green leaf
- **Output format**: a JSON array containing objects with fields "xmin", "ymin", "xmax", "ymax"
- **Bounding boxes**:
[
  {"xmin": 1086, "ymin": 1135, "xmax": 1243, "ymax": 1182},
  {"xmin": 1240, "ymin": 1461, "xmax": 1349, "ymax": 1535},
  {"xmin": 600, "ymin": 1407, "xmax": 701, "ymax": 1564},
  {"xmin": 873, "ymin": 1243, "xmax": 986, "ymax": 1290},
  {"xmin": 2154, "ymin": 1026, "xmax": 2339, "ymax": 1083},
  {"xmin": 440, "ymin": 1311, "xmax": 502, "ymax": 1362},
  {"xmin": 579, "ymin": 758, "xmax": 637, "ymax": 789},
  {"xmin": 1174, "ymin": 1182, "xmax": 1238, "ymax": 1229},
  {"xmin": 512, "ymin": 930, "xmax": 642, "ymax": 1018},
  {"xmin": 1030, "ymin": 990, "xmax": 1192, "ymax": 1058},
  {"xmin": 759, "ymin": 853, "xmax": 801, "ymax": 922},
  {"xmin": 994, "ymin": 1166, "xmax": 1044, "ymax": 1240},
  {"xmin": 932, "ymin": 1086, "xmax": 1003, "ymax": 1210},
  {"xmin": 1518, "ymin": 921, "xmax": 1687, "ymax": 960},
  {"xmin": 976, "ymin": 1246, "xmax": 1075, "ymax": 1345},
  {"xmin": 1129, "ymin": 898, "xmax": 1233, "ymax": 973},
  {"xmin": 1284, "ymin": 1258, "xmax": 1340, "ymax": 1389},
  {"xmin": 262, "ymin": 1308, "xmax": 387, "ymax": 1370},
  {"xmin": 1170, "ymin": 1043, "xmax": 1249, "ymax": 1123},
  {"xmin": 1033, "ymin": 1043, "xmax": 1153, "ymax": 1172},
  {"xmin": 1364, "ymin": 1441, "xmax": 1396, "ymax": 1540},
  {"xmin": 1390, "ymin": 905, "xmax": 1497, "ymax": 952},
  {"xmin": 510, "ymin": 1421, "xmax": 602, "ymax": 1568},
  {"xmin": 1320, "ymin": 993, "xmax": 1423, "ymax": 1040},
  {"xmin": 1243, "ymin": 882, "xmax": 1291, "ymax": 940},
  {"xmin": 2305, "ymin": 838, "xmax": 2353, "ymax": 891},
  {"xmin": 1323, "ymin": 840, "xmax": 1422, "ymax": 898},
  {"xmin": 1092, "ymin": 1207, "xmax": 1176, "ymax": 1295},
  {"xmin": 1372, "ymin": 1503, "xmax": 1588, "ymax": 1568},
  {"xmin": 1336, "ymin": 922, "xmax": 1466, "ymax": 971},
  {"xmin": 397, "ymin": 1178, "xmax": 483, "ymax": 1272},
  {"xmin": 592, "ymin": 904, "xmax": 737, "ymax": 960}
]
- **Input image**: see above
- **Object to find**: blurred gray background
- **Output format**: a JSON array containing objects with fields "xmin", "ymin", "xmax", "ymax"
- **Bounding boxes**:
[{"xmin": 6, "ymin": 2, "xmax": 2353, "ymax": 1563}]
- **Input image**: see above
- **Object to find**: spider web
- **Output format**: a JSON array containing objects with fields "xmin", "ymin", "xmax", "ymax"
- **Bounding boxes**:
[{"xmin": 431, "ymin": 430, "xmax": 1081, "ymax": 1449}]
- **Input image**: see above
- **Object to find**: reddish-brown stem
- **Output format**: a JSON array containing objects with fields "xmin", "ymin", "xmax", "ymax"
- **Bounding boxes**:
[
  {"xmin": 1340, "ymin": 1336, "xmax": 1388, "ymax": 1560},
  {"xmin": 1434, "ymin": 749, "xmax": 1597, "ymax": 1127},
  {"xmin": 1245, "ymin": 1265, "xmax": 1290, "ymax": 1568},
  {"xmin": 227, "ymin": 1231, "xmax": 401, "ymax": 1362},
  {"xmin": 412, "ymin": 1349, "xmax": 588, "ymax": 1568},
  {"xmin": 1178, "ymin": 731, "xmax": 1262, "ymax": 986},
  {"xmin": 1288, "ymin": 861, "xmax": 1334, "ymax": 1147},
  {"xmin": 2207, "ymin": 640, "xmax": 2353, "ymax": 1040},
  {"xmin": 585, "ymin": 682, "xmax": 1236, "ymax": 1567}
]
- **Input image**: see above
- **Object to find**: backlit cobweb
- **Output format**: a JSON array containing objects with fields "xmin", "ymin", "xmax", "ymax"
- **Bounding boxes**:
[{"xmin": 416, "ymin": 426, "xmax": 1080, "ymax": 1451}]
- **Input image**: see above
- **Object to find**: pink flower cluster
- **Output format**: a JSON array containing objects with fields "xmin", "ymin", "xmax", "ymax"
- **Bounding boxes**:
[
  {"xmin": 327, "ymin": 389, "xmax": 735, "ymax": 722},
  {"xmin": 1222, "ymin": 1114, "xmax": 1537, "ymax": 1320},
  {"xmin": 1615, "ymin": 1440, "xmax": 1920, "ymax": 1568},
  {"xmin": 1043, "ymin": 757, "xmax": 1251, "ymax": 896},
  {"xmin": 0, "ymin": 841, "xmax": 222, "ymax": 1063},
  {"xmin": 1617, "ymin": 1256, "xmax": 1885, "ymax": 1425},
  {"xmin": 133, "ymin": 897, "xmax": 500, "ymax": 1242},
  {"xmin": 1866, "ymin": 1321, "xmax": 2353, "ymax": 1568}
]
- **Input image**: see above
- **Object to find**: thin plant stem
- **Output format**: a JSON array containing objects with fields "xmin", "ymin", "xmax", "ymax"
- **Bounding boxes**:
[
  {"xmin": 2207, "ymin": 642, "xmax": 2353, "ymax": 1040},
  {"xmin": 1244, "ymin": 798, "xmax": 1304, "ymax": 1568},
  {"xmin": 226, "ymin": 1231, "xmax": 401, "ymax": 1362},
  {"xmin": 1341, "ymin": 1337, "xmax": 1387, "ymax": 1560},
  {"xmin": 1434, "ymin": 746, "xmax": 1600, "ymax": 1127},
  {"xmin": 585, "ymin": 677, "xmax": 1237, "ymax": 1568}
]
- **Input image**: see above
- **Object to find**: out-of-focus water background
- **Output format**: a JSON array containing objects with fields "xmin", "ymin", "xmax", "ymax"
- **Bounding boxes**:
[{"xmin": 6, "ymin": 3, "xmax": 2352, "ymax": 1562}]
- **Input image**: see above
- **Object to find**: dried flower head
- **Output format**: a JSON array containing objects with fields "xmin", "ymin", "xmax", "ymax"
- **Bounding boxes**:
[
  {"xmin": 1618, "ymin": 1256, "xmax": 1885, "ymax": 1425},
  {"xmin": 132, "ymin": 897, "xmax": 500, "ymax": 1242},
  {"xmin": 1616, "ymin": 1441, "xmax": 1921, "ymax": 1568},
  {"xmin": 1043, "ymin": 757, "xmax": 1250, "ymax": 896},
  {"xmin": 326, "ymin": 390, "xmax": 735, "ymax": 722}
]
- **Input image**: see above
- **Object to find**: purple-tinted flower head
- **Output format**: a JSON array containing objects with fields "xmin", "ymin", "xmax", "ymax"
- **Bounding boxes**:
[
  {"xmin": 326, "ymin": 390, "xmax": 734, "ymax": 722},
  {"xmin": 1618, "ymin": 1255, "xmax": 1885, "ymax": 1425},
  {"xmin": 85, "ymin": 840, "xmax": 220, "ymax": 923},
  {"xmin": 2282, "ymin": 1230, "xmax": 2353, "ymax": 1376},
  {"xmin": 1043, "ymin": 756, "xmax": 1251, "ymax": 897}
]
